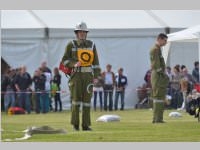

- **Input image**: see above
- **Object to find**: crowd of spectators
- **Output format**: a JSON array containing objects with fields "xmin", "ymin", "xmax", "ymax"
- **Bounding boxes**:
[
  {"xmin": 1, "ymin": 61, "xmax": 63, "ymax": 114},
  {"xmin": 1, "ymin": 61, "xmax": 129, "ymax": 114},
  {"xmin": 140, "ymin": 61, "xmax": 199, "ymax": 110},
  {"xmin": 5, "ymin": 61, "xmax": 198, "ymax": 113},
  {"xmin": 93, "ymin": 64, "xmax": 128, "ymax": 111}
]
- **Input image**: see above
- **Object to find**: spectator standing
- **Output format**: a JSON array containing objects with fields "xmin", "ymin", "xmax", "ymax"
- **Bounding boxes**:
[
  {"xmin": 1, "ymin": 74, "xmax": 6, "ymax": 111},
  {"xmin": 41, "ymin": 61, "xmax": 52, "ymax": 74},
  {"xmin": 192, "ymin": 61, "xmax": 199, "ymax": 83},
  {"xmin": 144, "ymin": 69, "xmax": 152, "ymax": 88},
  {"xmin": 15, "ymin": 66, "xmax": 32, "ymax": 114},
  {"xmin": 93, "ymin": 73, "xmax": 104, "ymax": 111},
  {"xmin": 41, "ymin": 67, "xmax": 52, "ymax": 113},
  {"xmin": 32, "ymin": 69, "xmax": 46, "ymax": 113},
  {"xmin": 52, "ymin": 67, "xmax": 62, "ymax": 112},
  {"xmin": 170, "ymin": 65, "xmax": 182, "ymax": 109},
  {"xmin": 176, "ymin": 64, "xmax": 181, "ymax": 72},
  {"xmin": 2, "ymin": 68, "xmax": 16, "ymax": 112},
  {"xmin": 182, "ymin": 67, "xmax": 196, "ymax": 91},
  {"xmin": 180, "ymin": 65, "xmax": 186, "ymax": 75},
  {"xmin": 166, "ymin": 66, "xmax": 173, "ymax": 81},
  {"xmin": 102, "ymin": 64, "xmax": 115, "ymax": 111},
  {"xmin": 41, "ymin": 61, "xmax": 53, "ymax": 111},
  {"xmin": 179, "ymin": 67, "xmax": 197, "ymax": 110},
  {"xmin": 114, "ymin": 68, "xmax": 128, "ymax": 110}
]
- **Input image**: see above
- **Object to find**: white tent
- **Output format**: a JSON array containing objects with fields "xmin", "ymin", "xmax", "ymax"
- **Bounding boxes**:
[
  {"xmin": 2, "ymin": 10, "xmax": 200, "ymax": 109},
  {"xmin": 163, "ymin": 25, "xmax": 200, "ymax": 73}
]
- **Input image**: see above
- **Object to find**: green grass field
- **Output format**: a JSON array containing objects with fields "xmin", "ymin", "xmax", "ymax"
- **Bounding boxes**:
[{"xmin": 1, "ymin": 109, "xmax": 200, "ymax": 142}]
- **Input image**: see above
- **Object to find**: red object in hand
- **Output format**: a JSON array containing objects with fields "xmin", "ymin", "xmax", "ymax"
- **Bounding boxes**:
[
  {"xmin": 59, "ymin": 63, "xmax": 72, "ymax": 75},
  {"xmin": 194, "ymin": 84, "xmax": 200, "ymax": 92}
]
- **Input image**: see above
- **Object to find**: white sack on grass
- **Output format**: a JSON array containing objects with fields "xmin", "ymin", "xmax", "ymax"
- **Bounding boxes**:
[
  {"xmin": 96, "ymin": 115, "xmax": 121, "ymax": 122},
  {"xmin": 169, "ymin": 112, "xmax": 182, "ymax": 118}
]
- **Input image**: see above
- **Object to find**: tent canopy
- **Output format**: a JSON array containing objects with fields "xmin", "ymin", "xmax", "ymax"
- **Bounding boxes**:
[
  {"xmin": 167, "ymin": 25, "xmax": 200, "ymax": 42},
  {"xmin": 163, "ymin": 25, "xmax": 200, "ymax": 62},
  {"xmin": 2, "ymin": 10, "xmax": 200, "ymax": 39},
  {"xmin": 163, "ymin": 25, "xmax": 200, "ymax": 76},
  {"xmin": 3, "ymin": 10, "xmax": 200, "ymax": 29}
]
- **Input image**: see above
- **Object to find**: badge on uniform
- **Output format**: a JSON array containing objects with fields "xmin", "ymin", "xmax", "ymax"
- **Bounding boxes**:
[{"xmin": 77, "ymin": 49, "xmax": 94, "ymax": 66}]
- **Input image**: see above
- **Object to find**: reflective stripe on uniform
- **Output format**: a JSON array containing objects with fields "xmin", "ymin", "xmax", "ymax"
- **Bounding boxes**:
[
  {"xmin": 81, "ymin": 67, "xmax": 93, "ymax": 72},
  {"xmin": 153, "ymin": 99, "xmax": 164, "ymax": 103},
  {"xmin": 71, "ymin": 40, "xmax": 75, "ymax": 47},
  {"xmin": 63, "ymin": 60, "xmax": 69, "ymax": 66},
  {"xmin": 74, "ymin": 67, "xmax": 93, "ymax": 72},
  {"xmin": 72, "ymin": 48, "xmax": 77, "ymax": 51},
  {"xmin": 92, "ymin": 65, "xmax": 100, "ymax": 69},
  {"xmin": 72, "ymin": 41, "xmax": 77, "ymax": 51},
  {"xmin": 92, "ymin": 42, "xmax": 94, "ymax": 49},
  {"xmin": 82, "ymin": 102, "xmax": 91, "ymax": 107},
  {"xmin": 72, "ymin": 101, "xmax": 81, "ymax": 106},
  {"xmin": 156, "ymin": 68, "xmax": 162, "ymax": 72}
]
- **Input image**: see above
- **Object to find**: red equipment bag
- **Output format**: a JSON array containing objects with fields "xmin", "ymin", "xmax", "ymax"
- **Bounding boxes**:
[
  {"xmin": 8, "ymin": 107, "xmax": 26, "ymax": 115},
  {"xmin": 59, "ymin": 62, "xmax": 72, "ymax": 76},
  {"xmin": 194, "ymin": 84, "xmax": 200, "ymax": 92}
]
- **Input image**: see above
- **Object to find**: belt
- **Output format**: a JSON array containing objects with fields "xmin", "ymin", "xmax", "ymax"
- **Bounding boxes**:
[{"xmin": 73, "ymin": 66, "xmax": 93, "ymax": 73}]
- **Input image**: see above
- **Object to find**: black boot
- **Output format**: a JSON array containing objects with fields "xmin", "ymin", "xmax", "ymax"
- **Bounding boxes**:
[
  {"xmin": 73, "ymin": 125, "xmax": 79, "ymax": 131},
  {"xmin": 82, "ymin": 126, "xmax": 92, "ymax": 131}
]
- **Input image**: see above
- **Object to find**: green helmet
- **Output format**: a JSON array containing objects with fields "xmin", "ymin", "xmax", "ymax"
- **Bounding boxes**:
[{"xmin": 74, "ymin": 22, "xmax": 89, "ymax": 32}]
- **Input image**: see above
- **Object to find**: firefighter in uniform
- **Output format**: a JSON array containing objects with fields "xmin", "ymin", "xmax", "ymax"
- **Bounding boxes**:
[
  {"xmin": 150, "ymin": 33, "xmax": 169, "ymax": 123},
  {"xmin": 61, "ymin": 22, "xmax": 101, "ymax": 131}
]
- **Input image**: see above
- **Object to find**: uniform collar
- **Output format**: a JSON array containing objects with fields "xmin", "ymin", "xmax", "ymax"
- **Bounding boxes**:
[
  {"xmin": 76, "ymin": 39, "xmax": 87, "ymax": 46},
  {"xmin": 155, "ymin": 43, "xmax": 161, "ymax": 49}
]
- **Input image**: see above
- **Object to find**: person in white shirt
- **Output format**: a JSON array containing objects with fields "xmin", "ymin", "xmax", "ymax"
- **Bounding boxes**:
[
  {"xmin": 102, "ymin": 64, "xmax": 115, "ymax": 111},
  {"xmin": 42, "ymin": 68, "xmax": 52, "ymax": 113},
  {"xmin": 40, "ymin": 61, "xmax": 53, "ymax": 111}
]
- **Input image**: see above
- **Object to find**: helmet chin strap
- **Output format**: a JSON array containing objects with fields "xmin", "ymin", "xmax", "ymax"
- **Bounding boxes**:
[
  {"xmin": 80, "ymin": 39, "xmax": 86, "ymax": 41},
  {"xmin": 78, "ymin": 35, "xmax": 87, "ymax": 41},
  {"xmin": 76, "ymin": 32, "xmax": 87, "ymax": 41}
]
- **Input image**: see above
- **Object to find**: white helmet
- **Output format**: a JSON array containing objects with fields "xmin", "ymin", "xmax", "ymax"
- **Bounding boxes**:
[{"xmin": 74, "ymin": 21, "xmax": 89, "ymax": 32}]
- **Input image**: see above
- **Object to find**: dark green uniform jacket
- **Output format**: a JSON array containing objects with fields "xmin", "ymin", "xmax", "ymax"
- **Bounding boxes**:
[
  {"xmin": 61, "ymin": 39, "xmax": 100, "ymax": 78},
  {"xmin": 150, "ymin": 44, "xmax": 169, "ymax": 100}
]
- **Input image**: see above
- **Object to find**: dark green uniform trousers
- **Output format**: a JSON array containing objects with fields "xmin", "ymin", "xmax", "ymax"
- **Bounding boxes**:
[
  {"xmin": 68, "ymin": 72, "xmax": 93, "ymax": 128},
  {"xmin": 151, "ymin": 71, "xmax": 169, "ymax": 123},
  {"xmin": 153, "ymin": 101, "xmax": 164, "ymax": 122},
  {"xmin": 151, "ymin": 71, "xmax": 169, "ymax": 100}
]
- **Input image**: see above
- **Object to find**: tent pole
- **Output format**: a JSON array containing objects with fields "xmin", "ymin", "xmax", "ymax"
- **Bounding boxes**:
[{"xmin": 28, "ymin": 10, "xmax": 48, "ymax": 28}]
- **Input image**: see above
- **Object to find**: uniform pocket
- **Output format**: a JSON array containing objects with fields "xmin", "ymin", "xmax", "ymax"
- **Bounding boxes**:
[
  {"xmin": 68, "ymin": 78, "xmax": 74, "ymax": 91},
  {"xmin": 156, "ymin": 73, "xmax": 169, "ymax": 88}
]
